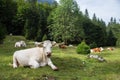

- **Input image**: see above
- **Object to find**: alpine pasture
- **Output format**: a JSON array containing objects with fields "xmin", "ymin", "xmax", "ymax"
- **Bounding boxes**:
[{"xmin": 0, "ymin": 36, "xmax": 120, "ymax": 80}]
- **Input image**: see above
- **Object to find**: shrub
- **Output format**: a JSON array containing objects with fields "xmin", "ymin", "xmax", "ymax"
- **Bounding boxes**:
[{"xmin": 76, "ymin": 41, "xmax": 90, "ymax": 54}]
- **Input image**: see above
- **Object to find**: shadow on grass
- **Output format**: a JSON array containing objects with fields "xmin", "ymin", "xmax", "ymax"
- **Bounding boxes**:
[{"xmin": 51, "ymin": 56, "xmax": 120, "ymax": 79}]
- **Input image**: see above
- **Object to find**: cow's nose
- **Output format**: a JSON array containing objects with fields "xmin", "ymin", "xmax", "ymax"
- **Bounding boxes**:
[{"xmin": 47, "ymin": 52, "xmax": 51, "ymax": 57}]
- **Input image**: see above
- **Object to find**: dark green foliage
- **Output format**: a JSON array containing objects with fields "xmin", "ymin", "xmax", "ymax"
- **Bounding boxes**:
[
  {"xmin": 23, "ymin": 2, "xmax": 55, "ymax": 41},
  {"xmin": 0, "ymin": 23, "xmax": 6, "ymax": 44},
  {"xmin": 83, "ymin": 19, "xmax": 106, "ymax": 47},
  {"xmin": 0, "ymin": 0, "xmax": 17, "ymax": 43},
  {"xmin": 106, "ymin": 29, "xmax": 117, "ymax": 46},
  {"xmin": 12, "ymin": 13, "xmax": 25, "ymax": 35},
  {"xmin": 91, "ymin": 13, "xmax": 107, "ymax": 46},
  {"xmin": 89, "ymin": 42, "xmax": 97, "ymax": 49},
  {"xmin": 24, "ymin": 1, "xmax": 40, "ymax": 40},
  {"xmin": 107, "ymin": 20, "xmax": 120, "ymax": 46},
  {"xmin": 42, "ymin": 34, "xmax": 47, "ymax": 41},
  {"xmin": 76, "ymin": 41, "xmax": 90, "ymax": 54},
  {"xmin": 11, "ymin": 0, "xmax": 26, "ymax": 35},
  {"xmin": 0, "ymin": 0, "xmax": 17, "ymax": 34}
]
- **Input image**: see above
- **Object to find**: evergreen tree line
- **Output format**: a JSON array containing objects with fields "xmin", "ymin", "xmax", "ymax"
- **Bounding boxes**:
[{"xmin": 0, "ymin": 0, "xmax": 119, "ymax": 47}]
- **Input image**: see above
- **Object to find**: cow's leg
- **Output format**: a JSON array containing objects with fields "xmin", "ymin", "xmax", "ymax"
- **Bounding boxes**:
[
  {"xmin": 47, "ymin": 58, "xmax": 58, "ymax": 70},
  {"xmin": 29, "ymin": 60, "xmax": 39, "ymax": 68},
  {"xmin": 13, "ymin": 57, "xmax": 19, "ymax": 68}
]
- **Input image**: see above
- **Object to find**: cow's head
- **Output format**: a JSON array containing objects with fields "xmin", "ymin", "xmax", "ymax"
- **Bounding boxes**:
[{"xmin": 43, "ymin": 40, "xmax": 52, "ymax": 57}]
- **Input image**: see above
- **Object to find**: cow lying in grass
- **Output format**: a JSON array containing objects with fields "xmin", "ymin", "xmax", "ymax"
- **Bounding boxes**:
[
  {"xmin": 15, "ymin": 40, "xmax": 26, "ymax": 47},
  {"xmin": 107, "ymin": 47, "xmax": 114, "ymax": 51},
  {"xmin": 59, "ymin": 44, "xmax": 67, "ymax": 49},
  {"xmin": 90, "ymin": 47, "xmax": 104, "ymax": 53},
  {"xmin": 13, "ymin": 40, "xmax": 58, "ymax": 70}
]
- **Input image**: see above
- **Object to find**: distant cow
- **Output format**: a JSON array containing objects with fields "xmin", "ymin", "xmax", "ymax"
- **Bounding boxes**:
[
  {"xmin": 107, "ymin": 47, "xmax": 114, "ymax": 51},
  {"xmin": 90, "ymin": 47, "xmax": 104, "ymax": 53},
  {"xmin": 58, "ymin": 42, "xmax": 67, "ymax": 49},
  {"xmin": 13, "ymin": 40, "xmax": 58, "ymax": 70},
  {"xmin": 59, "ymin": 44, "xmax": 67, "ymax": 49},
  {"xmin": 15, "ymin": 41, "xmax": 26, "ymax": 47}
]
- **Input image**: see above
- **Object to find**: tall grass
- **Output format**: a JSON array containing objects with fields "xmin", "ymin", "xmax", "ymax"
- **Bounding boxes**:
[{"xmin": 0, "ymin": 36, "xmax": 120, "ymax": 80}]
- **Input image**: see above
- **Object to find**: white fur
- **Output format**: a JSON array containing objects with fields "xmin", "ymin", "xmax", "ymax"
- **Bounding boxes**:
[
  {"xmin": 15, "ymin": 41, "xmax": 26, "ymax": 47},
  {"xmin": 13, "ymin": 40, "xmax": 57, "ymax": 70}
]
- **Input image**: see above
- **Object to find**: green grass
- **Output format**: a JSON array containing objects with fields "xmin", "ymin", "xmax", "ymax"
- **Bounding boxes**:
[{"xmin": 0, "ymin": 36, "xmax": 120, "ymax": 80}]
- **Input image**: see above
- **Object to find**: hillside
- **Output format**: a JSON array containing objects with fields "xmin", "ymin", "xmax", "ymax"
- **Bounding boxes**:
[{"xmin": 0, "ymin": 36, "xmax": 120, "ymax": 80}]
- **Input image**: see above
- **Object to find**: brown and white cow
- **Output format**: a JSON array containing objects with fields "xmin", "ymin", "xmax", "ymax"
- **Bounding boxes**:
[
  {"xmin": 13, "ymin": 40, "xmax": 58, "ymax": 70},
  {"xmin": 59, "ymin": 44, "xmax": 67, "ymax": 49},
  {"xmin": 90, "ymin": 47, "xmax": 104, "ymax": 53},
  {"xmin": 107, "ymin": 47, "xmax": 114, "ymax": 51}
]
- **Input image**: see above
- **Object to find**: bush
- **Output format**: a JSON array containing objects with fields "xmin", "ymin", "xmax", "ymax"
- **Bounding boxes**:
[{"xmin": 76, "ymin": 41, "xmax": 90, "ymax": 54}]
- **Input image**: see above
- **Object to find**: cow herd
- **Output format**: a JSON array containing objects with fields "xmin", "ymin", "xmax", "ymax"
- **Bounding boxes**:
[
  {"xmin": 13, "ymin": 40, "xmax": 114, "ymax": 70},
  {"xmin": 90, "ymin": 47, "xmax": 114, "ymax": 53}
]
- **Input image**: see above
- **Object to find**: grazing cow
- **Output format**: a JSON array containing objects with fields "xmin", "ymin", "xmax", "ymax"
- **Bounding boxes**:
[
  {"xmin": 15, "ymin": 41, "xmax": 26, "ymax": 47},
  {"xmin": 13, "ymin": 40, "xmax": 58, "ymax": 70},
  {"xmin": 90, "ymin": 47, "xmax": 104, "ymax": 53}
]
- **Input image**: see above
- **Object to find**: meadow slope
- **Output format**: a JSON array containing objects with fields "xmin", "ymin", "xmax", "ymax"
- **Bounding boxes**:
[{"xmin": 0, "ymin": 36, "xmax": 120, "ymax": 80}]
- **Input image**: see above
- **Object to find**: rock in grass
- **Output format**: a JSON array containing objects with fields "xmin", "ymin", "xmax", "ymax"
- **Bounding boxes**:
[{"xmin": 87, "ymin": 54, "xmax": 106, "ymax": 62}]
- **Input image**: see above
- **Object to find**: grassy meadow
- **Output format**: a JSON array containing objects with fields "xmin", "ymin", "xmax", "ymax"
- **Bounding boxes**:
[{"xmin": 0, "ymin": 36, "xmax": 120, "ymax": 80}]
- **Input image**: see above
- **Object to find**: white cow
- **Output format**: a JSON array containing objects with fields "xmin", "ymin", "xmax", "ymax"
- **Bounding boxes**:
[
  {"xmin": 13, "ymin": 40, "xmax": 58, "ymax": 70},
  {"xmin": 15, "ymin": 41, "xmax": 26, "ymax": 47}
]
